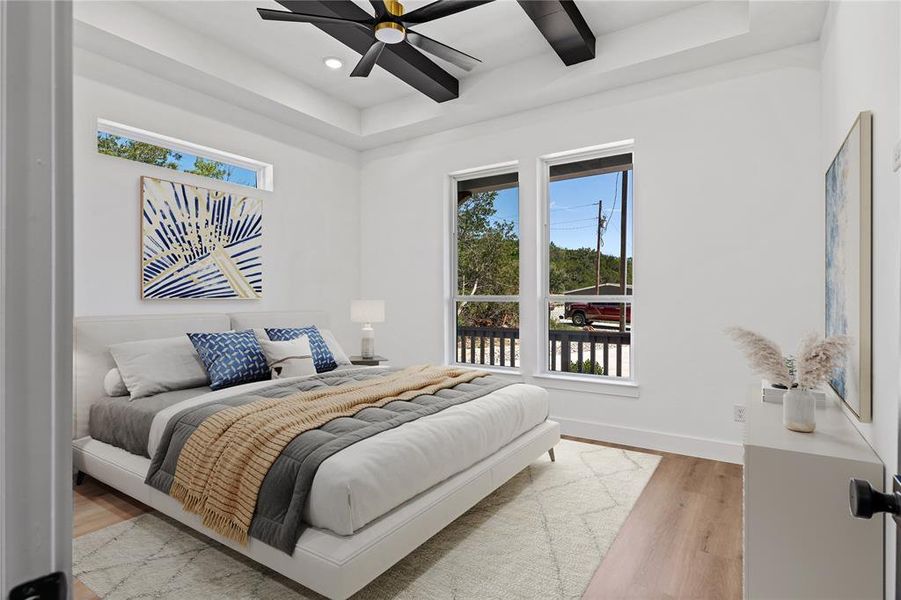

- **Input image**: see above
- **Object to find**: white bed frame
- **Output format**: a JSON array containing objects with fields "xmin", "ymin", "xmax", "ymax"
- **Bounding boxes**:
[{"xmin": 73, "ymin": 311, "xmax": 560, "ymax": 600}]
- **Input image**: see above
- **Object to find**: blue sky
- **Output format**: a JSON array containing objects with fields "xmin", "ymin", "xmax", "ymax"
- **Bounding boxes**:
[
  {"xmin": 491, "ymin": 188, "xmax": 520, "ymax": 236},
  {"xmin": 172, "ymin": 152, "xmax": 258, "ymax": 187},
  {"xmin": 489, "ymin": 171, "xmax": 633, "ymax": 256}
]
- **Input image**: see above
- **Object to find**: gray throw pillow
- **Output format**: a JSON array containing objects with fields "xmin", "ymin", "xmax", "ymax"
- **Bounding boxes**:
[
  {"xmin": 109, "ymin": 335, "xmax": 210, "ymax": 400},
  {"xmin": 103, "ymin": 368, "xmax": 129, "ymax": 397},
  {"xmin": 319, "ymin": 329, "xmax": 352, "ymax": 366}
]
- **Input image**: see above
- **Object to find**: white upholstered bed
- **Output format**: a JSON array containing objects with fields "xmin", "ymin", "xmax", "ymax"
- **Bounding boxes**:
[{"xmin": 72, "ymin": 311, "xmax": 560, "ymax": 599}]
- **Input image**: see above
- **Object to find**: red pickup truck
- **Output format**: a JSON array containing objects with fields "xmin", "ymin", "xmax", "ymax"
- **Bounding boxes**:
[{"xmin": 564, "ymin": 302, "xmax": 632, "ymax": 327}]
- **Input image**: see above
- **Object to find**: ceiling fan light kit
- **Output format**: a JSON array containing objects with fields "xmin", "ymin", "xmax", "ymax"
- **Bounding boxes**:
[{"xmin": 374, "ymin": 21, "xmax": 406, "ymax": 44}]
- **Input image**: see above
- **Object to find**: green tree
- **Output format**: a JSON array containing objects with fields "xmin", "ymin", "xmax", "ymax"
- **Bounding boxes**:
[
  {"xmin": 459, "ymin": 301, "xmax": 519, "ymax": 328},
  {"xmin": 456, "ymin": 191, "xmax": 519, "ymax": 327},
  {"xmin": 186, "ymin": 157, "xmax": 232, "ymax": 180},
  {"xmin": 457, "ymin": 191, "xmax": 518, "ymax": 297},
  {"xmin": 97, "ymin": 133, "xmax": 181, "ymax": 169}
]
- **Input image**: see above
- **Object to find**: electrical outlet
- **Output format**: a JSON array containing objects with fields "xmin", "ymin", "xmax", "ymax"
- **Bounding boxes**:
[{"xmin": 733, "ymin": 404, "xmax": 746, "ymax": 423}]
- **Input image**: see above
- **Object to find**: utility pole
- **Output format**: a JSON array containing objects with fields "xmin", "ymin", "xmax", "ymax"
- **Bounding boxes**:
[
  {"xmin": 619, "ymin": 171, "xmax": 629, "ymax": 332},
  {"xmin": 595, "ymin": 200, "xmax": 603, "ymax": 294}
]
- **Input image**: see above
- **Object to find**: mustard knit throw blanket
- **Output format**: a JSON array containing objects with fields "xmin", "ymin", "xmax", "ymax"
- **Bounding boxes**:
[{"xmin": 169, "ymin": 365, "xmax": 487, "ymax": 544}]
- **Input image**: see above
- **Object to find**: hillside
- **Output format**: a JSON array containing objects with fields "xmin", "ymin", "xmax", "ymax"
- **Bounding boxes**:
[{"xmin": 549, "ymin": 243, "xmax": 632, "ymax": 294}]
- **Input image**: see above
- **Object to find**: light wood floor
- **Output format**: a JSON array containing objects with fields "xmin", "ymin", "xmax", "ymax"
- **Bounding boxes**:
[
  {"xmin": 73, "ymin": 437, "xmax": 743, "ymax": 599},
  {"xmin": 579, "ymin": 438, "xmax": 743, "ymax": 599}
]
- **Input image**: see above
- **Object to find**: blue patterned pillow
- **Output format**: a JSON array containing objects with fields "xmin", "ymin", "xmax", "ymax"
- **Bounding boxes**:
[
  {"xmin": 265, "ymin": 326, "xmax": 337, "ymax": 373},
  {"xmin": 187, "ymin": 330, "xmax": 269, "ymax": 390}
]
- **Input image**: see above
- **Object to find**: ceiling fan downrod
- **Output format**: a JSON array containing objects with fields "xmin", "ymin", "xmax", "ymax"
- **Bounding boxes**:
[{"xmin": 374, "ymin": 0, "xmax": 407, "ymax": 44}]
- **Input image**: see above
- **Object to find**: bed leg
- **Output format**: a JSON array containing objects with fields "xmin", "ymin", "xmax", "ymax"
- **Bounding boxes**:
[
  {"xmin": 74, "ymin": 471, "xmax": 86, "ymax": 486},
  {"xmin": 548, "ymin": 447, "xmax": 556, "ymax": 463}
]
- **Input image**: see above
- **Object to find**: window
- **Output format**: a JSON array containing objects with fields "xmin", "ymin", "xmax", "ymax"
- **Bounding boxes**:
[
  {"xmin": 544, "ymin": 148, "xmax": 633, "ymax": 379},
  {"xmin": 451, "ymin": 167, "xmax": 520, "ymax": 369},
  {"xmin": 95, "ymin": 119, "xmax": 273, "ymax": 190}
]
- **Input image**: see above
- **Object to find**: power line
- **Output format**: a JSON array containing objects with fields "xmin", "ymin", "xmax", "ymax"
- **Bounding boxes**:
[
  {"xmin": 552, "ymin": 216, "xmax": 599, "ymax": 225},
  {"xmin": 604, "ymin": 172, "xmax": 621, "ymax": 228},
  {"xmin": 550, "ymin": 173, "xmax": 621, "ymax": 235},
  {"xmin": 550, "ymin": 224, "xmax": 597, "ymax": 231},
  {"xmin": 550, "ymin": 201, "xmax": 600, "ymax": 212}
]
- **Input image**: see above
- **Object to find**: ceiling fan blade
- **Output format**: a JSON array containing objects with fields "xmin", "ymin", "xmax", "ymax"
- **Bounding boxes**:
[
  {"xmin": 402, "ymin": 0, "xmax": 494, "ymax": 24},
  {"xmin": 350, "ymin": 40, "xmax": 386, "ymax": 77},
  {"xmin": 406, "ymin": 30, "xmax": 480, "ymax": 71},
  {"xmin": 257, "ymin": 8, "xmax": 371, "ymax": 29},
  {"xmin": 369, "ymin": 0, "xmax": 386, "ymax": 17}
]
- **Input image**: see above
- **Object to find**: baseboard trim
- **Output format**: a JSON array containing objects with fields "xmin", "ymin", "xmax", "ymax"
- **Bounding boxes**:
[{"xmin": 554, "ymin": 416, "xmax": 743, "ymax": 464}]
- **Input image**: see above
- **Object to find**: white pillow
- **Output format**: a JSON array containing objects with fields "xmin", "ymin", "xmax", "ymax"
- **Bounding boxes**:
[
  {"xmin": 257, "ymin": 334, "xmax": 316, "ymax": 379},
  {"xmin": 109, "ymin": 335, "xmax": 210, "ymax": 401},
  {"xmin": 319, "ymin": 328, "xmax": 352, "ymax": 365},
  {"xmin": 103, "ymin": 368, "xmax": 129, "ymax": 397}
]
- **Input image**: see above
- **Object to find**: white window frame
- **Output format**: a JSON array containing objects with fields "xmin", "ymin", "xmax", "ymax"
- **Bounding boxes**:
[
  {"xmin": 96, "ymin": 118, "xmax": 274, "ymax": 191},
  {"xmin": 445, "ymin": 161, "xmax": 521, "ymax": 372},
  {"xmin": 538, "ymin": 140, "xmax": 637, "ymax": 383}
]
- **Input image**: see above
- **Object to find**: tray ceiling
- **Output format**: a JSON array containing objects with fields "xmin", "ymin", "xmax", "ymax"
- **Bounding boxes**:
[{"xmin": 74, "ymin": 0, "xmax": 827, "ymax": 149}]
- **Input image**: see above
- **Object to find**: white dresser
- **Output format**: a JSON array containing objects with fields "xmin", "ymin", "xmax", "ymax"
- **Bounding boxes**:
[{"xmin": 743, "ymin": 387, "xmax": 883, "ymax": 599}]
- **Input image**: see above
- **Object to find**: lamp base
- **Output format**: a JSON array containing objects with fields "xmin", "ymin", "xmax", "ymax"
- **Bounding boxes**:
[{"xmin": 360, "ymin": 324, "xmax": 375, "ymax": 360}]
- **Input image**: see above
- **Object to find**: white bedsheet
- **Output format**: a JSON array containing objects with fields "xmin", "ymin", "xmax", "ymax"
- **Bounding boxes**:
[
  {"xmin": 148, "ymin": 373, "xmax": 548, "ymax": 536},
  {"xmin": 305, "ymin": 383, "xmax": 548, "ymax": 535}
]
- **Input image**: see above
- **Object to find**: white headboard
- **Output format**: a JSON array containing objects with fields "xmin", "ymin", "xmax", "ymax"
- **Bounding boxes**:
[
  {"xmin": 73, "ymin": 310, "xmax": 332, "ymax": 440},
  {"xmin": 228, "ymin": 310, "xmax": 330, "ymax": 331}
]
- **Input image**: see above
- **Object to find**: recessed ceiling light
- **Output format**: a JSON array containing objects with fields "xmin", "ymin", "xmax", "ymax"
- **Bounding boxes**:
[{"xmin": 323, "ymin": 57, "xmax": 343, "ymax": 70}]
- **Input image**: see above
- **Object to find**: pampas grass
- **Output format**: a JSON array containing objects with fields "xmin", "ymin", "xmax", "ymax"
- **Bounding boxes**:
[
  {"xmin": 796, "ymin": 332, "xmax": 851, "ymax": 390},
  {"xmin": 727, "ymin": 327, "xmax": 851, "ymax": 390},
  {"xmin": 726, "ymin": 327, "xmax": 793, "ymax": 388}
]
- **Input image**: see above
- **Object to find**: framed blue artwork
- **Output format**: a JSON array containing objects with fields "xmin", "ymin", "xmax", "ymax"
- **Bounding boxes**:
[
  {"xmin": 141, "ymin": 176, "xmax": 262, "ymax": 299},
  {"xmin": 825, "ymin": 111, "xmax": 871, "ymax": 422}
]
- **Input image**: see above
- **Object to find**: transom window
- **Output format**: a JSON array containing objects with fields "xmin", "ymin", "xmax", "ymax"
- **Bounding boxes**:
[{"xmin": 96, "ymin": 119, "xmax": 273, "ymax": 190}]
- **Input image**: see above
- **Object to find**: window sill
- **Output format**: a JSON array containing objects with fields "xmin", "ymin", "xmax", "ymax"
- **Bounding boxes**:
[{"xmin": 529, "ymin": 372, "xmax": 640, "ymax": 398}]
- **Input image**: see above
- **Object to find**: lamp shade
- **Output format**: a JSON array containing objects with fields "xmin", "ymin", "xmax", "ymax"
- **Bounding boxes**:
[{"xmin": 351, "ymin": 300, "xmax": 385, "ymax": 323}]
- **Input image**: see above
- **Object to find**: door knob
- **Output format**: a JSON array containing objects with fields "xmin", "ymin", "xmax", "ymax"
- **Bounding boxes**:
[{"xmin": 849, "ymin": 478, "xmax": 901, "ymax": 519}]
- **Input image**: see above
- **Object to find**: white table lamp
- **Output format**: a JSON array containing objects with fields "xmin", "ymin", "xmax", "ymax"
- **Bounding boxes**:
[{"xmin": 351, "ymin": 300, "xmax": 385, "ymax": 359}]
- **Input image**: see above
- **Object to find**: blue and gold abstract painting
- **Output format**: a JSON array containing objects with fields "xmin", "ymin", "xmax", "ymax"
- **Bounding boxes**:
[
  {"xmin": 141, "ymin": 176, "xmax": 262, "ymax": 299},
  {"xmin": 825, "ymin": 134, "xmax": 850, "ymax": 401},
  {"xmin": 825, "ymin": 111, "xmax": 871, "ymax": 421}
]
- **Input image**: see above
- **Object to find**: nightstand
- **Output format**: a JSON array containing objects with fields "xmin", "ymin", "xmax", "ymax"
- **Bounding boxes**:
[{"xmin": 350, "ymin": 355, "xmax": 388, "ymax": 366}]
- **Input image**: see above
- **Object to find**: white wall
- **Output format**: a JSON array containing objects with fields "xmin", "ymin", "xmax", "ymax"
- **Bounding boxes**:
[
  {"xmin": 820, "ymin": 2, "xmax": 901, "ymax": 596},
  {"xmin": 359, "ymin": 45, "xmax": 823, "ymax": 462},
  {"xmin": 73, "ymin": 54, "xmax": 362, "ymax": 346}
]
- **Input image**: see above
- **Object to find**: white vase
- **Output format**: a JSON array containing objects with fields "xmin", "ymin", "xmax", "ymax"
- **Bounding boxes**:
[{"xmin": 783, "ymin": 388, "xmax": 816, "ymax": 433}]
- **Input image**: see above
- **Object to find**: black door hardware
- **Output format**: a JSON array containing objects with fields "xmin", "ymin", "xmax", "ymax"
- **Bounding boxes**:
[
  {"xmin": 850, "ymin": 476, "xmax": 901, "ymax": 524},
  {"xmin": 8, "ymin": 572, "xmax": 66, "ymax": 600}
]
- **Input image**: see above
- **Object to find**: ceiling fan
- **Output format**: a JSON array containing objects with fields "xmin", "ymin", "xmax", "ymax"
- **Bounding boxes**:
[{"xmin": 257, "ymin": 0, "xmax": 492, "ymax": 77}]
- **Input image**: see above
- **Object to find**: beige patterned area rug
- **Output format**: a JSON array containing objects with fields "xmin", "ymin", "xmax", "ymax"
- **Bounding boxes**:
[{"xmin": 75, "ymin": 440, "xmax": 660, "ymax": 600}]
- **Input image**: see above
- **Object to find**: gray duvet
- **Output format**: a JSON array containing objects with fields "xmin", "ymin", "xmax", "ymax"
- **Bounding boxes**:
[
  {"xmin": 89, "ymin": 386, "xmax": 212, "ymax": 457},
  {"xmin": 143, "ymin": 368, "xmax": 510, "ymax": 554},
  {"xmin": 88, "ymin": 365, "xmax": 365, "ymax": 457}
]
